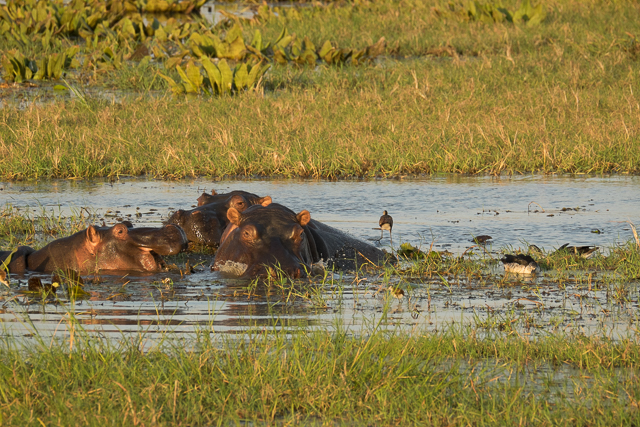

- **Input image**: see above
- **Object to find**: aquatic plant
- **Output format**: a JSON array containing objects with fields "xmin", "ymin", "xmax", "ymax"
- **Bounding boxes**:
[
  {"xmin": 159, "ymin": 57, "xmax": 270, "ymax": 95},
  {"xmin": 434, "ymin": 0, "xmax": 546, "ymax": 26},
  {"xmin": 1, "ymin": 48, "xmax": 80, "ymax": 82}
]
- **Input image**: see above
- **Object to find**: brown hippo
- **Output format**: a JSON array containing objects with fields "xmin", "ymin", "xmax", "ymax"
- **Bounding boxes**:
[
  {"xmin": 167, "ymin": 190, "xmax": 272, "ymax": 248},
  {"xmin": 212, "ymin": 204, "xmax": 387, "ymax": 278},
  {"xmin": 0, "ymin": 222, "xmax": 188, "ymax": 274}
]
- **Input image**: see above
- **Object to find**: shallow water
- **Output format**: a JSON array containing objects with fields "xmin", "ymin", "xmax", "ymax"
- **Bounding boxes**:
[
  {"xmin": 2, "ymin": 175, "xmax": 638, "ymax": 251},
  {"xmin": 1, "ymin": 175, "xmax": 640, "ymax": 342}
]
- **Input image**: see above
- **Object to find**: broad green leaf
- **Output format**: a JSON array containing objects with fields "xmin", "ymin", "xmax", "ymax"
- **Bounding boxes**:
[
  {"xmin": 201, "ymin": 57, "xmax": 221, "ymax": 93},
  {"xmin": 298, "ymin": 49, "xmax": 317, "ymax": 66},
  {"xmin": 291, "ymin": 38, "xmax": 302, "ymax": 57},
  {"xmin": 233, "ymin": 63, "xmax": 249, "ymax": 90},
  {"xmin": 251, "ymin": 29, "xmax": 262, "ymax": 51},
  {"xmin": 165, "ymin": 56, "xmax": 182, "ymax": 69},
  {"xmin": 218, "ymin": 59, "xmax": 233, "ymax": 93},
  {"xmin": 227, "ymin": 24, "xmax": 243, "ymax": 43},
  {"xmin": 34, "ymin": 57, "xmax": 47, "ymax": 80},
  {"xmin": 273, "ymin": 48, "xmax": 288, "ymax": 64},
  {"xmin": 526, "ymin": 4, "xmax": 546, "ymax": 27},
  {"xmin": 366, "ymin": 37, "xmax": 386, "ymax": 58},
  {"xmin": 275, "ymin": 27, "xmax": 292, "ymax": 49},
  {"xmin": 186, "ymin": 61, "xmax": 203, "ymax": 89},
  {"xmin": 318, "ymin": 40, "xmax": 333, "ymax": 60},
  {"xmin": 1, "ymin": 57, "xmax": 14, "ymax": 80},
  {"xmin": 191, "ymin": 44, "xmax": 204, "ymax": 58},
  {"xmin": 302, "ymin": 36, "xmax": 315, "ymax": 52},
  {"xmin": 159, "ymin": 72, "xmax": 185, "ymax": 94},
  {"xmin": 155, "ymin": 26, "xmax": 167, "ymax": 42},
  {"xmin": 211, "ymin": 35, "xmax": 227, "ymax": 58},
  {"xmin": 249, "ymin": 63, "xmax": 270, "ymax": 88},
  {"xmin": 176, "ymin": 64, "xmax": 197, "ymax": 93},
  {"xmin": 227, "ymin": 36, "xmax": 246, "ymax": 60}
]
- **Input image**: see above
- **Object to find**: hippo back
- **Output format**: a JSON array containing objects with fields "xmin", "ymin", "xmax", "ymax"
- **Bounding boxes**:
[{"xmin": 305, "ymin": 220, "xmax": 387, "ymax": 271}]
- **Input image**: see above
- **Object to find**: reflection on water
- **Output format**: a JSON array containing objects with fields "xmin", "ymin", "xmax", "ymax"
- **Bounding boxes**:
[{"xmin": 1, "ymin": 175, "xmax": 640, "ymax": 342}]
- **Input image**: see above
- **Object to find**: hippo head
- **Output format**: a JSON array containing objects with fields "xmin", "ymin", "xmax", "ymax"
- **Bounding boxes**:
[
  {"xmin": 83, "ymin": 223, "xmax": 188, "ymax": 272},
  {"xmin": 213, "ymin": 204, "xmax": 313, "ymax": 279},
  {"xmin": 196, "ymin": 190, "xmax": 270, "ymax": 207},
  {"xmin": 24, "ymin": 223, "xmax": 188, "ymax": 274},
  {"xmin": 167, "ymin": 193, "xmax": 271, "ymax": 248}
]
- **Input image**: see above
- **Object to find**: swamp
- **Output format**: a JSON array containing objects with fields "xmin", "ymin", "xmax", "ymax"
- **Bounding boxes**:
[{"xmin": 1, "ymin": 0, "xmax": 640, "ymax": 425}]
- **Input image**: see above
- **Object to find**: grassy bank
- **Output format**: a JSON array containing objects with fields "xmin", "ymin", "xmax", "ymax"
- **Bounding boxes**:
[
  {"xmin": 1, "ymin": 319, "xmax": 640, "ymax": 426},
  {"xmin": 1, "ymin": 56, "xmax": 639, "ymax": 179},
  {"xmin": 1, "ymin": 0, "xmax": 640, "ymax": 179}
]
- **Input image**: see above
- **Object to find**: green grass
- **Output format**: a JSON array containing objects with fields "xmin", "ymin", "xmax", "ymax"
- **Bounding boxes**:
[
  {"xmin": 1, "ymin": 315, "xmax": 640, "ymax": 426},
  {"xmin": 2, "ymin": 0, "xmax": 640, "ymax": 178},
  {"xmin": 1, "ymin": 53, "xmax": 639, "ymax": 179}
]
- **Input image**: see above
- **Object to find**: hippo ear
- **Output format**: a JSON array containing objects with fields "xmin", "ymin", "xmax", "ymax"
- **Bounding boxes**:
[
  {"xmin": 86, "ymin": 226, "xmax": 101, "ymax": 244},
  {"xmin": 259, "ymin": 196, "xmax": 272, "ymax": 207},
  {"xmin": 211, "ymin": 189, "xmax": 217, "ymax": 195},
  {"xmin": 296, "ymin": 210, "xmax": 311, "ymax": 227},
  {"xmin": 227, "ymin": 207, "xmax": 242, "ymax": 226}
]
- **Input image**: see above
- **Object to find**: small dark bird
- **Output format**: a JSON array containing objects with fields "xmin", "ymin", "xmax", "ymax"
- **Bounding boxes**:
[
  {"xmin": 27, "ymin": 277, "xmax": 58, "ymax": 294},
  {"xmin": 528, "ymin": 244, "xmax": 543, "ymax": 254},
  {"xmin": 472, "ymin": 235, "xmax": 492, "ymax": 244},
  {"xmin": 387, "ymin": 285, "xmax": 404, "ymax": 299},
  {"xmin": 554, "ymin": 244, "xmax": 598, "ymax": 259},
  {"xmin": 500, "ymin": 254, "xmax": 540, "ymax": 275},
  {"xmin": 373, "ymin": 210, "xmax": 393, "ymax": 244}
]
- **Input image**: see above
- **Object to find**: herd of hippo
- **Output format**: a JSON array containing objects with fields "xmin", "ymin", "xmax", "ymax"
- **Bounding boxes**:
[{"xmin": 0, "ymin": 189, "xmax": 388, "ymax": 279}]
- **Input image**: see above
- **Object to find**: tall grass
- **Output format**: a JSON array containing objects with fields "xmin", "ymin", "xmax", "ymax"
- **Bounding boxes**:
[
  {"xmin": 1, "ymin": 0, "xmax": 639, "ymax": 178},
  {"xmin": 1, "ymin": 53, "xmax": 638, "ymax": 179},
  {"xmin": 1, "ymin": 314, "xmax": 640, "ymax": 426}
]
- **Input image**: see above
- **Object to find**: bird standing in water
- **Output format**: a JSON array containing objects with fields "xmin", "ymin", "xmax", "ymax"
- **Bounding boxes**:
[
  {"xmin": 376, "ymin": 210, "xmax": 393, "ymax": 245},
  {"xmin": 500, "ymin": 254, "xmax": 540, "ymax": 275}
]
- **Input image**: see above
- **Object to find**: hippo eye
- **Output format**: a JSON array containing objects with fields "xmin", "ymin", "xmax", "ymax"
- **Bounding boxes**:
[
  {"xmin": 291, "ymin": 227, "xmax": 304, "ymax": 243},
  {"xmin": 241, "ymin": 225, "xmax": 259, "ymax": 242}
]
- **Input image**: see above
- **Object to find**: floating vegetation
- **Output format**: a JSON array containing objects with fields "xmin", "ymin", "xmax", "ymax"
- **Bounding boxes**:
[
  {"xmin": 0, "ymin": 1, "xmax": 386, "ymax": 96},
  {"xmin": 1, "ymin": 48, "xmax": 80, "ymax": 82},
  {"xmin": 434, "ymin": 0, "xmax": 546, "ymax": 26},
  {"xmin": 159, "ymin": 58, "xmax": 270, "ymax": 94}
]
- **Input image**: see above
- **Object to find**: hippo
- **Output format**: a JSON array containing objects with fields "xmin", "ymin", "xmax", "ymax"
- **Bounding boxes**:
[
  {"xmin": 196, "ymin": 189, "xmax": 261, "ymax": 207},
  {"xmin": 0, "ymin": 222, "xmax": 188, "ymax": 274},
  {"xmin": 167, "ymin": 190, "xmax": 272, "ymax": 248},
  {"xmin": 212, "ymin": 204, "xmax": 387, "ymax": 278}
]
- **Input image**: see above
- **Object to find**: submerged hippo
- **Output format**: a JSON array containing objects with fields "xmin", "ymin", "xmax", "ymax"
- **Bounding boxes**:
[
  {"xmin": 213, "ymin": 204, "xmax": 387, "ymax": 278},
  {"xmin": 196, "ymin": 190, "xmax": 260, "ymax": 207},
  {"xmin": 167, "ymin": 190, "xmax": 272, "ymax": 248},
  {"xmin": 0, "ymin": 222, "xmax": 188, "ymax": 274}
]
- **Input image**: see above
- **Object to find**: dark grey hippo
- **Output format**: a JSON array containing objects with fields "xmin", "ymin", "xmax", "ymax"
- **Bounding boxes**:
[
  {"xmin": 166, "ymin": 190, "xmax": 272, "ymax": 248},
  {"xmin": 212, "ymin": 203, "xmax": 387, "ymax": 278}
]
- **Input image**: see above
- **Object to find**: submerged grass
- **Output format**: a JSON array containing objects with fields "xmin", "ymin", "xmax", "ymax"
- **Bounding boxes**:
[{"xmin": 1, "ymin": 316, "xmax": 640, "ymax": 426}]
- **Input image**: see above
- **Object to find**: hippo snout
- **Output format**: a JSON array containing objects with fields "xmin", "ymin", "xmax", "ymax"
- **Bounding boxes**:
[{"xmin": 162, "ymin": 223, "xmax": 189, "ymax": 254}]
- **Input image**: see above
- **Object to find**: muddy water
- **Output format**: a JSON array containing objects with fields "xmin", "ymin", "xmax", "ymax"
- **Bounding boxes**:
[{"xmin": 1, "ymin": 175, "xmax": 639, "ymax": 342}]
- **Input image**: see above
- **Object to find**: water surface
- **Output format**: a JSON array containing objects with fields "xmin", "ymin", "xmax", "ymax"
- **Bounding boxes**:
[{"xmin": 1, "ymin": 175, "xmax": 639, "ymax": 342}]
